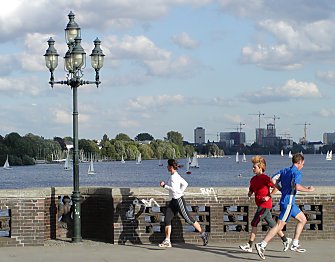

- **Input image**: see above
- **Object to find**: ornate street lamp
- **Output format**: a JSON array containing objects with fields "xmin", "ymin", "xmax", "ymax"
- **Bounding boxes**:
[{"xmin": 44, "ymin": 11, "xmax": 105, "ymax": 243}]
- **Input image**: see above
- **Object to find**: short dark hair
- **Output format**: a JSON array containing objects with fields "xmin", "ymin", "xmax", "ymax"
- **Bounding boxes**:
[
  {"xmin": 292, "ymin": 153, "xmax": 304, "ymax": 164},
  {"xmin": 167, "ymin": 159, "xmax": 178, "ymax": 169}
]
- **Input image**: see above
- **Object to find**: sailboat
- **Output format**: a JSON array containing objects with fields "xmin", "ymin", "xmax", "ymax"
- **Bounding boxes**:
[
  {"xmin": 186, "ymin": 159, "xmax": 191, "ymax": 174},
  {"xmin": 172, "ymin": 148, "xmax": 176, "ymax": 159},
  {"xmin": 280, "ymin": 149, "xmax": 284, "ymax": 157},
  {"xmin": 121, "ymin": 155, "xmax": 125, "ymax": 163},
  {"xmin": 326, "ymin": 150, "xmax": 333, "ymax": 161},
  {"xmin": 288, "ymin": 151, "xmax": 293, "ymax": 158},
  {"xmin": 3, "ymin": 155, "xmax": 12, "ymax": 170},
  {"xmin": 136, "ymin": 153, "xmax": 142, "ymax": 164},
  {"xmin": 64, "ymin": 150, "xmax": 71, "ymax": 171},
  {"xmin": 158, "ymin": 158, "xmax": 163, "ymax": 166},
  {"xmin": 88, "ymin": 156, "xmax": 96, "ymax": 175},
  {"xmin": 242, "ymin": 153, "xmax": 247, "ymax": 162},
  {"xmin": 235, "ymin": 152, "xmax": 239, "ymax": 163},
  {"xmin": 189, "ymin": 152, "xmax": 199, "ymax": 168}
]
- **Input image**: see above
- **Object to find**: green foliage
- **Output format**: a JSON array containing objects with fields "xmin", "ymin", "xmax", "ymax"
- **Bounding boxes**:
[
  {"xmin": 167, "ymin": 131, "xmax": 183, "ymax": 146},
  {"xmin": 135, "ymin": 133, "xmax": 154, "ymax": 141},
  {"xmin": 115, "ymin": 133, "xmax": 132, "ymax": 141}
]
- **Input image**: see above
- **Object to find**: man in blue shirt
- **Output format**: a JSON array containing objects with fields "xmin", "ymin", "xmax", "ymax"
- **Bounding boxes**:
[{"xmin": 255, "ymin": 153, "xmax": 315, "ymax": 260}]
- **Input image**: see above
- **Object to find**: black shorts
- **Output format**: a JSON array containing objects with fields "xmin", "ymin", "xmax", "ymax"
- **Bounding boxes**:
[{"xmin": 164, "ymin": 196, "xmax": 195, "ymax": 226}]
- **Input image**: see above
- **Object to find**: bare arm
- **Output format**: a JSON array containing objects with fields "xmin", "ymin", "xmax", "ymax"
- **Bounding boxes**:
[
  {"xmin": 247, "ymin": 190, "xmax": 253, "ymax": 197},
  {"xmin": 295, "ymin": 184, "xmax": 315, "ymax": 192}
]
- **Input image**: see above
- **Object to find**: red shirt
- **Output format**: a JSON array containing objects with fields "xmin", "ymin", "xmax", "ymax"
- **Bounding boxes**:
[{"xmin": 249, "ymin": 174, "xmax": 274, "ymax": 208}]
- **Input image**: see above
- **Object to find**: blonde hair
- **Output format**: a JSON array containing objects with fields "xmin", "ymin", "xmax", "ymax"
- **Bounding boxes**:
[{"xmin": 251, "ymin": 155, "xmax": 266, "ymax": 172}]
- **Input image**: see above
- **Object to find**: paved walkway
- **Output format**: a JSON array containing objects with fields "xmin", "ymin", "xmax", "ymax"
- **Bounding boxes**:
[{"xmin": 0, "ymin": 239, "xmax": 332, "ymax": 262}]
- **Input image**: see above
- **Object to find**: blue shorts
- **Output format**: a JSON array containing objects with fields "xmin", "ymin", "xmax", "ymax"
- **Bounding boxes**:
[{"xmin": 278, "ymin": 203, "xmax": 302, "ymax": 222}]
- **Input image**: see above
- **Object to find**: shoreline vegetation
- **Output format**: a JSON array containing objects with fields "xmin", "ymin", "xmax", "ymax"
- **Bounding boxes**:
[{"xmin": 1, "ymin": 131, "xmax": 334, "ymax": 167}]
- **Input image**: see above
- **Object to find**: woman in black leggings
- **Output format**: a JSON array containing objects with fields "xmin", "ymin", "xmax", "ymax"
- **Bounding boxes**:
[{"xmin": 159, "ymin": 159, "xmax": 209, "ymax": 247}]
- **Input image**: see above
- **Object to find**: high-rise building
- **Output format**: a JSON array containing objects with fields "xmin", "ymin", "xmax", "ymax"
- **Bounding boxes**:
[
  {"xmin": 266, "ymin": 123, "xmax": 276, "ymax": 137},
  {"xmin": 219, "ymin": 131, "xmax": 245, "ymax": 147},
  {"xmin": 255, "ymin": 128, "xmax": 266, "ymax": 145},
  {"xmin": 194, "ymin": 127, "xmax": 205, "ymax": 144},
  {"xmin": 323, "ymin": 132, "xmax": 335, "ymax": 145}
]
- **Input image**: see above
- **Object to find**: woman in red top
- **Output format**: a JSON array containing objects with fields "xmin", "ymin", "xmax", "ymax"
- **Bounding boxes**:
[{"xmin": 239, "ymin": 155, "xmax": 291, "ymax": 253}]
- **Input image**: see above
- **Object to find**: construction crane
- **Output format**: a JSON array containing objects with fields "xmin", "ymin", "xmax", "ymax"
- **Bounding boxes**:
[
  {"xmin": 249, "ymin": 111, "xmax": 265, "ymax": 129},
  {"xmin": 227, "ymin": 122, "xmax": 245, "ymax": 133},
  {"xmin": 265, "ymin": 115, "xmax": 280, "ymax": 128},
  {"xmin": 296, "ymin": 122, "xmax": 311, "ymax": 141}
]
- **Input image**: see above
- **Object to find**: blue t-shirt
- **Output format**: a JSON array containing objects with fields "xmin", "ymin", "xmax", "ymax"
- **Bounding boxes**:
[{"xmin": 272, "ymin": 165, "xmax": 302, "ymax": 205}]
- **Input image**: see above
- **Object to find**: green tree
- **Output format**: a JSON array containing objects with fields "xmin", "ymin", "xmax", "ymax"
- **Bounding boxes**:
[
  {"xmin": 184, "ymin": 145, "xmax": 194, "ymax": 157},
  {"xmin": 114, "ymin": 140, "xmax": 126, "ymax": 160},
  {"xmin": 125, "ymin": 144, "xmax": 139, "ymax": 160},
  {"xmin": 139, "ymin": 144, "xmax": 154, "ymax": 159},
  {"xmin": 135, "ymin": 133, "xmax": 154, "ymax": 141},
  {"xmin": 115, "ymin": 133, "xmax": 132, "ymax": 141},
  {"xmin": 167, "ymin": 131, "xmax": 184, "ymax": 146}
]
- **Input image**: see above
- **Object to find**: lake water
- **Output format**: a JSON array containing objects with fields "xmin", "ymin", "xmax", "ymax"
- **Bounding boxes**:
[{"xmin": 0, "ymin": 154, "xmax": 334, "ymax": 189}]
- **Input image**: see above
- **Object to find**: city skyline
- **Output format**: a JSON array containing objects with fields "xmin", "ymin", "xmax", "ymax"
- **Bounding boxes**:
[{"xmin": 1, "ymin": 1, "xmax": 335, "ymax": 143}]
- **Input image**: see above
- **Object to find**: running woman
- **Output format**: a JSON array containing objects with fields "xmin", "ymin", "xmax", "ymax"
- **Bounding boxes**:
[
  {"xmin": 158, "ymin": 159, "xmax": 209, "ymax": 248},
  {"xmin": 239, "ymin": 155, "xmax": 291, "ymax": 253},
  {"xmin": 256, "ymin": 153, "xmax": 315, "ymax": 260}
]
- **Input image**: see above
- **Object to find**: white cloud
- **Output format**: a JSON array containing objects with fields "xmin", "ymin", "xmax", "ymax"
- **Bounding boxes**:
[
  {"xmin": 127, "ymin": 94, "xmax": 184, "ymax": 111},
  {"xmin": 0, "ymin": 76, "xmax": 43, "ymax": 96},
  {"xmin": 172, "ymin": 32, "xmax": 199, "ymax": 49},
  {"xmin": 241, "ymin": 44, "xmax": 302, "ymax": 70},
  {"xmin": 52, "ymin": 109, "xmax": 72, "ymax": 125},
  {"xmin": 241, "ymin": 79, "xmax": 322, "ymax": 103},
  {"xmin": 319, "ymin": 108, "xmax": 335, "ymax": 117},
  {"xmin": 316, "ymin": 71, "xmax": 335, "ymax": 86}
]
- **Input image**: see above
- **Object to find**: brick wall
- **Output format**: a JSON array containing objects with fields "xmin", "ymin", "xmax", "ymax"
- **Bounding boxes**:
[{"xmin": 0, "ymin": 187, "xmax": 334, "ymax": 247}]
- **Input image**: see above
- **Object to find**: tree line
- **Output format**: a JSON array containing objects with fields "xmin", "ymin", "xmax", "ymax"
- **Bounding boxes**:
[{"xmin": 0, "ymin": 131, "xmax": 197, "ymax": 166}]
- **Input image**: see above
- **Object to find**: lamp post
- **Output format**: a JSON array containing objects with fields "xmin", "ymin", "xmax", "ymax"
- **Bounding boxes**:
[{"xmin": 44, "ymin": 11, "xmax": 104, "ymax": 243}]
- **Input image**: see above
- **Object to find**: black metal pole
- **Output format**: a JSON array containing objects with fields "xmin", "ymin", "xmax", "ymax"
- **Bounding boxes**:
[{"xmin": 71, "ymin": 84, "xmax": 82, "ymax": 242}]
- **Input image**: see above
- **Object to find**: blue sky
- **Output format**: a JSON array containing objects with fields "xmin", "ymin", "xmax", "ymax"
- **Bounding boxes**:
[{"xmin": 1, "ymin": 0, "xmax": 335, "ymax": 143}]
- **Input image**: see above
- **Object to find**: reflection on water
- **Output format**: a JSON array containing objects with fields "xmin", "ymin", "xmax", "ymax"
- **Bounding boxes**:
[{"xmin": 0, "ymin": 154, "xmax": 334, "ymax": 189}]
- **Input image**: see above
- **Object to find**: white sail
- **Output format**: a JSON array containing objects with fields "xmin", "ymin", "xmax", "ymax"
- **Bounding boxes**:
[
  {"xmin": 121, "ymin": 155, "xmax": 125, "ymax": 163},
  {"xmin": 242, "ymin": 153, "xmax": 247, "ymax": 162},
  {"xmin": 281, "ymin": 149, "xmax": 284, "ymax": 157},
  {"xmin": 288, "ymin": 151, "xmax": 293, "ymax": 158},
  {"xmin": 88, "ymin": 156, "xmax": 96, "ymax": 175},
  {"xmin": 64, "ymin": 150, "xmax": 71, "ymax": 171},
  {"xmin": 186, "ymin": 159, "xmax": 191, "ymax": 174},
  {"xmin": 326, "ymin": 150, "xmax": 332, "ymax": 161},
  {"xmin": 190, "ymin": 152, "xmax": 199, "ymax": 168},
  {"xmin": 136, "ymin": 153, "xmax": 142, "ymax": 164},
  {"xmin": 236, "ymin": 152, "xmax": 239, "ymax": 163},
  {"xmin": 3, "ymin": 155, "xmax": 12, "ymax": 170}
]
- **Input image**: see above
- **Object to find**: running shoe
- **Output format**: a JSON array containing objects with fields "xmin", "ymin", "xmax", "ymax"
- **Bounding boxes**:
[
  {"xmin": 239, "ymin": 243, "xmax": 252, "ymax": 252},
  {"xmin": 255, "ymin": 243, "xmax": 266, "ymax": 260},
  {"xmin": 158, "ymin": 239, "xmax": 172, "ymax": 248},
  {"xmin": 283, "ymin": 238, "xmax": 292, "ymax": 252},
  {"xmin": 290, "ymin": 244, "xmax": 306, "ymax": 253},
  {"xmin": 201, "ymin": 232, "xmax": 209, "ymax": 246}
]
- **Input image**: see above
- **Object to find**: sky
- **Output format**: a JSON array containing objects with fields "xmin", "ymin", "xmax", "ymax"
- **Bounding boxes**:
[{"xmin": 1, "ymin": 0, "xmax": 335, "ymax": 144}]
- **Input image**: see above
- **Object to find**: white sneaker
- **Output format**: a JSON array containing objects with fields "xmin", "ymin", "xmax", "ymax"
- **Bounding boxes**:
[
  {"xmin": 158, "ymin": 239, "xmax": 172, "ymax": 248},
  {"xmin": 290, "ymin": 244, "xmax": 306, "ymax": 253},
  {"xmin": 239, "ymin": 243, "xmax": 252, "ymax": 252},
  {"xmin": 283, "ymin": 238, "xmax": 292, "ymax": 252},
  {"xmin": 255, "ymin": 243, "xmax": 266, "ymax": 260}
]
